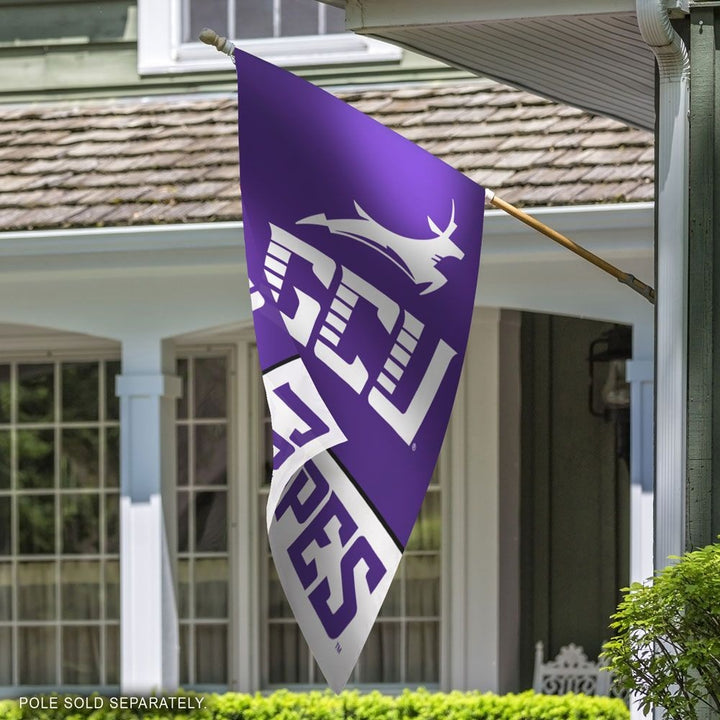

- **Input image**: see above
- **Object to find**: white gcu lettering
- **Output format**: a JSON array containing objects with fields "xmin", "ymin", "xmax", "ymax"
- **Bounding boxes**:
[
  {"xmin": 266, "ymin": 225, "xmax": 335, "ymax": 346},
  {"xmin": 259, "ymin": 225, "xmax": 459, "ymax": 444},
  {"xmin": 314, "ymin": 268, "xmax": 399, "ymax": 394},
  {"xmin": 369, "ymin": 314, "xmax": 457, "ymax": 444}
]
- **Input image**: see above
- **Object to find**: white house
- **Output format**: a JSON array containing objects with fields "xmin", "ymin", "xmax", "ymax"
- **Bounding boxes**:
[{"xmin": 0, "ymin": 0, "xmax": 655, "ymax": 698}]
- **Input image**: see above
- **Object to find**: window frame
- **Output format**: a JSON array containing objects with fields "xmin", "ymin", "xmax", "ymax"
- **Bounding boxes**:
[
  {"xmin": 175, "ymin": 346, "xmax": 235, "ymax": 692},
  {"xmin": 0, "ymin": 339, "xmax": 243, "ymax": 696},
  {"xmin": 0, "ymin": 349, "xmax": 121, "ymax": 697},
  {"xmin": 137, "ymin": 0, "xmax": 402, "ymax": 76},
  {"xmin": 0, "ymin": 331, "xmax": 456, "ymax": 694},
  {"xmin": 251, "ymin": 347, "xmax": 447, "ymax": 691},
  {"xmin": 170, "ymin": 331, "xmax": 258, "ymax": 694}
]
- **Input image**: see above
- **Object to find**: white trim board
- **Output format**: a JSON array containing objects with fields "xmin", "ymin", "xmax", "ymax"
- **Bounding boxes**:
[
  {"xmin": 0, "ymin": 202, "xmax": 652, "ymax": 260},
  {"xmin": 0, "ymin": 222, "xmax": 245, "ymax": 258},
  {"xmin": 0, "ymin": 202, "xmax": 654, "ymax": 329},
  {"xmin": 136, "ymin": 0, "xmax": 400, "ymax": 75},
  {"xmin": 344, "ymin": 0, "xmax": 637, "ymax": 28}
]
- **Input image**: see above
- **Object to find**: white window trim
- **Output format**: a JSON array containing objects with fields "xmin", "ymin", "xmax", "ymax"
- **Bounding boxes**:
[
  {"xmin": 230, "ymin": 338, "xmax": 260, "ymax": 691},
  {"xmin": 0, "ymin": 349, "xmax": 122, "ymax": 693},
  {"xmin": 137, "ymin": 0, "xmax": 401, "ymax": 76},
  {"xmin": 183, "ymin": 331, "xmax": 451, "ymax": 691},
  {"xmin": 174, "ymin": 346, "xmax": 235, "ymax": 691},
  {"xmin": 251, "ymin": 356, "xmax": 447, "ymax": 690}
]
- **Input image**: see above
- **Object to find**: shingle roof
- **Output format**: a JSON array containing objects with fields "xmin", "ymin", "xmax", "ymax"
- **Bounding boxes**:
[{"xmin": 0, "ymin": 79, "xmax": 653, "ymax": 232}]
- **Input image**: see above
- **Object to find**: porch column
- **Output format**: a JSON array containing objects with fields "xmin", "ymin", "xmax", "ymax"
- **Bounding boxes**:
[
  {"xmin": 687, "ymin": 3, "xmax": 720, "ymax": 552},
  {"xmin": 627, "ymin": 325, "xmax": 654, "ymax": 585},
  {"xmin": 117, "ymin": 338, "xmax": 181, "ymax": 693},
  {"xmin": 447, "ymin": 308, "xmax": 521, "ymax": 692}
]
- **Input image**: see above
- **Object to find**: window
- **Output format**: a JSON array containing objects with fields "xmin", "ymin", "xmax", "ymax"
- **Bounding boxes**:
[
  {"xmin": 137, "ymin": 0, "xmax": 401, "ymax": 75},
  {"xmin": 176, "ymin": 352, "xmax": 231, "ymax": 688},
  {"xmin": 0, "ymin": 358, "xmax": 120, "ymax": 689},
  {"xmin": 257, "ymin": 384, "xmax": 442, "ymax": 687},
  {"xmin": 182, "ymin": 0, "xmax": 345, "ymax": 43}
]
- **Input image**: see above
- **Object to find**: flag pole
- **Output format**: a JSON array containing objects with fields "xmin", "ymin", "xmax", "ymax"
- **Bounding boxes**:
[
  {"xmin": 486, "ymin": 190, "xmax": 655, "ymax": 304},
  {"xmin": 198, "ymin": 31, "xmax": 655, "ymax": 306}
]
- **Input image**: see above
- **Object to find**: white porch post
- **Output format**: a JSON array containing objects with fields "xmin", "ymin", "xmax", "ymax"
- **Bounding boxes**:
[
  {"xmin": 627, "ymin": 358, "xmax": 655, "ymax": 581},
  {"xmin": 627, "ymin": 325, "xmax": 654, "ymax": 720},
  {"xmin": 636, "ymin": 0, "xmax": 689, "ymax": 573},
  {"xmin": 446, "ymin": 308, "xmax": 521, "ymax": 692},
  {"xmin": 628, "ymin": 325, "xmax": 655, "ymax": 586},
  {"xmin": 117, "ymin": 337, "xmax": 181, "ymax": 693}
]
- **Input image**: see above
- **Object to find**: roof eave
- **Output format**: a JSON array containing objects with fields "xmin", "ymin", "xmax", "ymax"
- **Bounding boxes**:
[
  {"xmin": 343, "ymin": 0, "xmax": 637, "ymax": 26},
  {"xmin": 333, "ymin": 0, "xmax": 659, "ymax": 130}
]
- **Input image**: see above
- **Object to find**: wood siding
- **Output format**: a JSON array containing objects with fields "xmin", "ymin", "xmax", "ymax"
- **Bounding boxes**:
[{"xmin": 0, "ymin": 0, "xmax": 466, "ymax": 102}]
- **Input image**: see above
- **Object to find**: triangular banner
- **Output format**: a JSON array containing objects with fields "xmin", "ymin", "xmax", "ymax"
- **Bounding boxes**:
[{"xmin": 236, "ymin": 47, "xmax": 485, "ymax": 691}]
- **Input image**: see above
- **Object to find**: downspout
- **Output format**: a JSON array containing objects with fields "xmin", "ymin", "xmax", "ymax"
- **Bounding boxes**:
[{"xmin": 635, "ymin": 1, "xmax": 690, "ymax": 569}]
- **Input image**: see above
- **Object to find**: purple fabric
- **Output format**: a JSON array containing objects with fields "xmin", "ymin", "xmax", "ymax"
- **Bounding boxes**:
[{"xmin": 236, "ymin": 47, "xmax": 484, "ymax": 545}]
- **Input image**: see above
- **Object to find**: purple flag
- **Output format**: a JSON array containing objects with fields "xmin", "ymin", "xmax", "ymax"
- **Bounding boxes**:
[{"xmin": 236, "ymin": 47, "xmax": 484, "ymax": 691}]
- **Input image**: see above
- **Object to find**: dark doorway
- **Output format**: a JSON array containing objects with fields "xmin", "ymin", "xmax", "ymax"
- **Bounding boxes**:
[{"xmin": 518, "ymin": 313, "xmax": 630, "ymax": 688}]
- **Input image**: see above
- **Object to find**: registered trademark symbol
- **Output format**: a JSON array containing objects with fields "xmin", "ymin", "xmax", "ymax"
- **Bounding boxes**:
[{"xmin": 411, "ymin": 443, "xmax": 417, "ymax": 452}]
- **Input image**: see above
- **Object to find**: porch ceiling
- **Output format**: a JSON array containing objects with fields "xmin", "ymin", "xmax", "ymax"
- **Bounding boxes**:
[{"xmin": 339, "ymin": 2, "xmax": 657, "ymax": 130}]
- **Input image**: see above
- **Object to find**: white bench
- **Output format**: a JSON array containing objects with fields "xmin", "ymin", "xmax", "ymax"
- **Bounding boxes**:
[{"xmin": 533, "ymin": 641, "xmax": 626, "ymax": 699}]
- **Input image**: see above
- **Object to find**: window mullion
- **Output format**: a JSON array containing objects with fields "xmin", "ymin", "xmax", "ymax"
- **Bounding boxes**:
[
  {"xmin": 259, "ymin": 513, "xmax": 268, "ymax": 686},
  {"xmin": 54, "ymin": 361, "xmax": 62, "ymax": 686},
  {"xmin": 188, "ymin": 357, "xmax": 195, "ymax": 687},
  {"xmin": 258, "ymin": 374, "xmax": 270, "ymax": 688},
  {"xmin": 227, "ymin": 0, "xmax": 235, "ymax": 41},
  {"xmin": 10, "ymin": 362, "xmax": 17, "ymax": 686},
  {"xmin": 273, "ymin": 0, "xmax": 281, "ymax": 38},
  {"xmin": 307, "ymin": 639, "xmax": 313, "ymax": 684},
  {"xmin": 182, "ymin": 0, "xmax": 191, "ymax": 43},
  {"xmin": 99, "ymin": 360, "xmax": 107, "ymax": 686},
  {"xmin": 400, "ymin": 558, "xmax": 407, "ymax": 684}
]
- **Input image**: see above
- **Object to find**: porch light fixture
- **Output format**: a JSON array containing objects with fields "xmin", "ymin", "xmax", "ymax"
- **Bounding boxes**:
[{"xmin": 588, "ymin": 324, "xmax": 632, "ymax": 465}]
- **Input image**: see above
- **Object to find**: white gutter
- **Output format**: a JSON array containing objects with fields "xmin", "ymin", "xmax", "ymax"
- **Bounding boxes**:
[
  {"xmin": 0, "ymin": 204, "xmax": 653, "ymax": 258},
  {"xmin": 0, "ymin": 221, "xmax": 245, "ymax": 257},
  {"xmin": 636, "ymin": 0, "xmax": 690, "ymax": 565}
]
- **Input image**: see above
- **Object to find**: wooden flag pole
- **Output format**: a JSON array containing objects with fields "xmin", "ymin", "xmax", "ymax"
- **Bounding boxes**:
[
  {"xmin": 198, "ymin": 31, "xmax": 655, "ymax": 305},
  {"xmin": 486, "ymin": 190, "xmax": 656, "ymax": 304}
]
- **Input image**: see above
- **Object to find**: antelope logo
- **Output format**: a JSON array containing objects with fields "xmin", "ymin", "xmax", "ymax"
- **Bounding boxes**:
[{"xmin": 297, "ymin": 201, "xmax": 463, "ymax": 295}]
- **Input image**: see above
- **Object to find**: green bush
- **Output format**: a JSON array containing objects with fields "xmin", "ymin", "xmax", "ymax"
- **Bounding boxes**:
[
  {"xmin": 602, "ymin": 541, "xmax": 720, "ymax": 719},
  {"xmin": 0, "ymin": 689, "xmax": 628, "ymax": 720}
]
